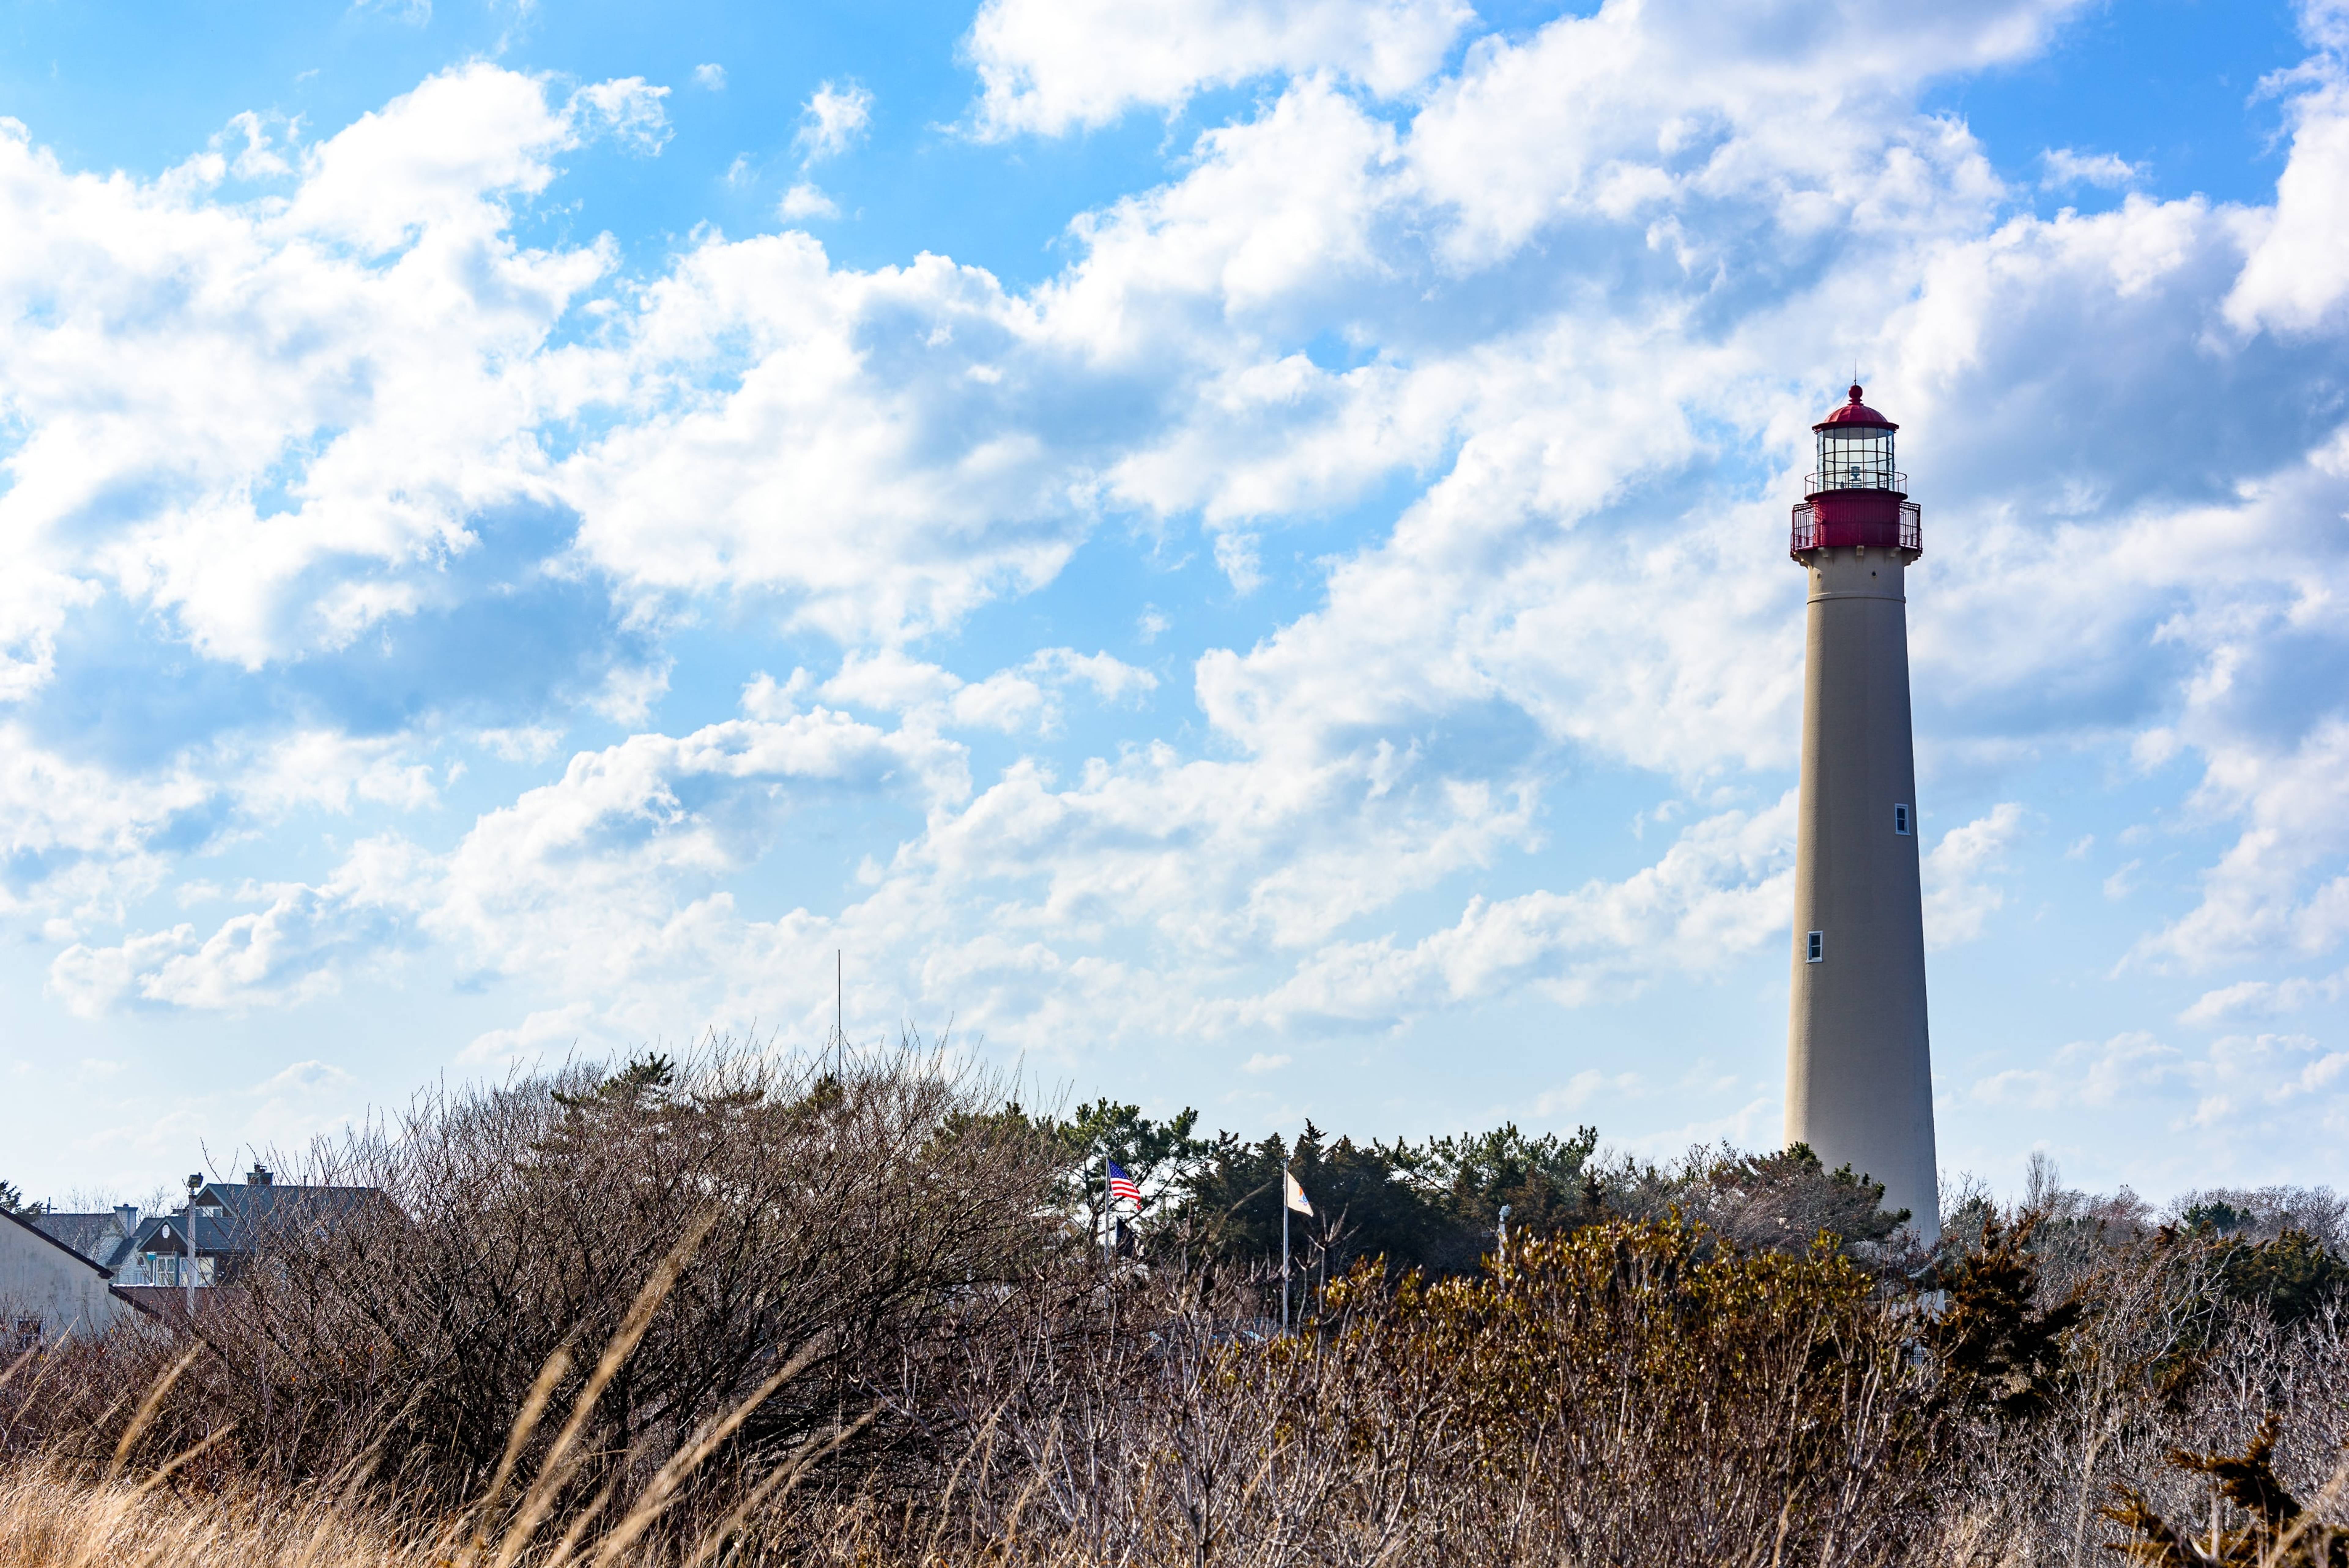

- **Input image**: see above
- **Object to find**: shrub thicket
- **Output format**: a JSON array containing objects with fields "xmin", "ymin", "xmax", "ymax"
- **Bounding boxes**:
[{"xmin": 2, "ymin": 1045, "xmax": 2345, "ymax": 1566}]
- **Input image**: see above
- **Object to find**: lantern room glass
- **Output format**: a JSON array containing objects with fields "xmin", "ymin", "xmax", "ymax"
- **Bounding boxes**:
[{"xmin": 1813, "ymin": 425, "xmax": 1897, "ymax": 492}]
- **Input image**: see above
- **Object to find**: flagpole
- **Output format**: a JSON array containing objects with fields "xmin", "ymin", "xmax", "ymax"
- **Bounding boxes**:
[{"xmin": 1280, "ymin": 1158, "xmax": 1290, "ymax": 1333}]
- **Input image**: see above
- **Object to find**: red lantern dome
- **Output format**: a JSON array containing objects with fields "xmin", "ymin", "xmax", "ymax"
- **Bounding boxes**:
[
  {"xmin": 1815, "ymin": 384, "xmax": 1896, "ymax": 430},
  {"xmin": 1790, "ymin": 384, "xmax": 1919, "ymax": 560}
]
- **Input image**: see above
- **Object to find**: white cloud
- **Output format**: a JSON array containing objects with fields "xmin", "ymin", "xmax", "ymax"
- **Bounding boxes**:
[
  {"xmin": 796, "ymin": 81, "xmax": 873, "ymax": 162},
  {"xmin": 2039, "ymin": 147, "xmax": 2142, "ymax": 190},
  {"xmin": 693, "ymin": 63, "xmax": 727, "ymax": 91},
  {"xmin": 1249, "ymin": 797, "xmax": 1794, "ymax": 1027},
  {"xmin": 461, "ymin": 1002, "xmax": 599, "ymax": 1068},
  {"xmin": 964, "ymin": 0, "xmax": 1474, "ymax": 139},
  {"xmin": 0, "ymin": 730, "xmax": 217, "ymax": 922},
  {"xmin": 1025, "ymin": 648, "xmax": 1158, "ymax": 704},
  {"xmin": 2180, "ymin": 970, "xmax": 2346, "ymax": 1026},
  {"xmin": 48, "ymin": 836, "xmax": 434, "ymax": 1016},
  {"xmin": 546, "ymin": 232, "xmax": 1095, "ymax": 645},
  {"xmin": 476, "ymin": 726, "xmax": 566, "ymax": 765},
  {"xmin": 1970, "ymin": 1031, "xmax": 2184, "ymax": 1111},
  {"xmin": 570, "ymin": 77, "xmax": 674, "ymax": 155},
  {"xmin": 2136, "ymin": 719, "xmax": 2349, "ymax": 966},
  {"xmin": 1241, "ymin": 1051, "xmax": 1290, "ymax": 1073},
  {"xmin": 0, "ymin": 62, "xmax": 651, "ymax": 687},
  {"xmin": 1966, "ymin": 1028, "xmax": 2349, "ymax": 1164},
  {"xmin": 780, "ymin": 181, "xmax": 839, "ymax": 219},
  {"xmin": 740, "ymin": 669, "xmax": 816, "ymax": 719},
  {"xmin": 2227, "ymin": 65, "xmax": 2349, "ymax": 332},
  {"xmin": 53, "ymin": 710, "xmax": 963, "ymax": 1018},
  {"xmin": 823, "ymin": 650, "xmax": 966, "ymax": 712},
  {"xmin": 1923, "ymin": 803, "xmax": 2027, "ymax": 948}
]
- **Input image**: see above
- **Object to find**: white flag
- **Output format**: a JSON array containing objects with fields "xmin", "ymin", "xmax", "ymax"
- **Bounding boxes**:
[{"xmin": 1284, "ymin": 1170, "xmax": 1313, "ymax": 1216}]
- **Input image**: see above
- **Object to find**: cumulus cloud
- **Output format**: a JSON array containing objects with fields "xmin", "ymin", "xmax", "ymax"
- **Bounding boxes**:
[
  {"xmin": 1971, "ymin": 1031, "xmax": 2184, "ymax": 1110},
  {"xmin": 0, "ymin": 62, "xmax": 655, "ymax": 702},
  {"xmin": 2180, "ymin": 971, "xmax": 2346, "ymax": 1026},
  {"xmin": 1969, "ymin": 1029, "xmax": 2349, "ymax": 1169},
  {"xmin": 963, "ymin": 0, "xmax": 1475, "ymax": 138},
  {"xmin": 53, "ymin": 708, "xmax": 963, "ymax": 1017},
  {"xmin": 2039, "ymin": 147, "xmax": 2142, "ymax": 190},
  {"xmin": 779, "ymin": 181, "xmax": 839, "ymax": 219},
  {"xmin": 2135, "ymin": 719, "xmax": 2349, "ymax": 968},
  {"xmin": 796, "ymin": 81, "xmax": 873, "ymax": 162},
  {"xmin": 570, "ymin": 78, "xmax": 674, "ymax": 154},
  {"xmin": 1249, "ymin": 797, "xmax": 1794, "ymax": 1027},
  {"xmin": 48, "ymin": 836, "xmax": 433, "ymax": 1016},
  {"xmin": 1924, "ymin": 803, "xmax": 2027, "ymax": 949},
  {"xmin": 2227, "ymin": 58, "xmax": 2349, "ymax": 332}
]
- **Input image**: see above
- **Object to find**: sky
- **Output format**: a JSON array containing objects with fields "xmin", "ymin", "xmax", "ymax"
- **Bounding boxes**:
[{"xmin": 3, "ymin": 0, "xmax": 2348, "ymax": 1210}]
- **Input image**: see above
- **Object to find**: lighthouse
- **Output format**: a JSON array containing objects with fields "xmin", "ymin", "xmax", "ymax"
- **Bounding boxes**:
[{"xmin": 1783, "ymin": 384, "xmax": 1939, "ymax": 1245}]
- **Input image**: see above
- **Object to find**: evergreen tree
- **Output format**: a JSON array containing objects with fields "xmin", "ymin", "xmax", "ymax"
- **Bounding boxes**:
[{"xmin": 1929, "ymin": 1209, "xmax": 2084, "ymax": 1421}]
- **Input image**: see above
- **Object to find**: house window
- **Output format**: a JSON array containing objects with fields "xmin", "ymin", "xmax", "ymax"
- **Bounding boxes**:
[
  {"xmin": 1894, "ymin": 803, "xmax": 1912, "ymax": 835},
  {"xmin": 1807, "ymin": 931, "xmax": 1824, "ymax": 963}
]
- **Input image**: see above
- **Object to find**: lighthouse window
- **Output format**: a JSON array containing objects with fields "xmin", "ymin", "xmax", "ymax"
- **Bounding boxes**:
[
  {"xmin": 1894, "ymin": 804, "xmax": 1911, "ymax": 835},
  {"xmin": 1813, "ymin": 426, "xmax": 1898, "ymax": 492},
  {"xmin": 1806, "ymin": 931, "xmax": 1824, "ymax": 963}
]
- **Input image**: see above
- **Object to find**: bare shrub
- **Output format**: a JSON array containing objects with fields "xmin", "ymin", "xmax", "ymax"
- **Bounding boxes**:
[{"xmin": 24, "ymin": 1039, "xmax": 1084, "ymax": 1546}]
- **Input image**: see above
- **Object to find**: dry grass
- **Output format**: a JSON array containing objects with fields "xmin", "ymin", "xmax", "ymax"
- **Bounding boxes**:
[{"xmin": 0, "ymin": 1463, "xmax": 428, "ymax": 1568}]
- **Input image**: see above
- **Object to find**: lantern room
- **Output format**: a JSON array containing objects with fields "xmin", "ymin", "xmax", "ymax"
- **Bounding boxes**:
[
  {"xmin": 1790, "ymin": 384, "xmax": 1920, "ymax": 559},
  {"xmin": 1812, "ymin": 386, "xmax": 1898, "ymax": 492}
]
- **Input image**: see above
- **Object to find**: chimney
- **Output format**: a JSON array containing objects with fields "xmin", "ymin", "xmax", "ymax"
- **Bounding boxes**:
[
  {"xmin": 115, "ymin": 1204, "xmax": 139, "ymax": 1234},
  {"xmin": 247, "ymin": 1165, "xmax": 273, "ymax": 1187}
]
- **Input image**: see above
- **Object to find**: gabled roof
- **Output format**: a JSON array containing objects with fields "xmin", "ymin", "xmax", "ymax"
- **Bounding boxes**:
[
  {"xmin": 195, "ymin": 1181, "xmax": 377, "ymax": 1223},
  {"xmin": 1, "ymin": 1206, "xmax": 114, "ymax": 1277},
  {"xmin": 32, "ymin": 1212, "xmax": 140, "ymax": 1273},
  {"xmin": 126, "ymin": 1211, "xmax": 239, "ymax": 1256},
  {"xmin": 32, "ymin": 1212, "xmax": 120, "ymax": 1260},
  {"xmin": 160, "ymin": 1183, "xmax": 386, "ymax": 1254}
]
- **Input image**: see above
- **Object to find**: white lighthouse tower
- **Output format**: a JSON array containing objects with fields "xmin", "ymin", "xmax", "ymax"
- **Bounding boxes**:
[{"xmin": 1783, "ymin": 384, "xmax": 1939, "ymax": 1245}]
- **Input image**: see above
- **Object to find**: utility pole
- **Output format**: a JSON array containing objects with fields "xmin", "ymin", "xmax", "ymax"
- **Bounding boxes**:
[{"xmin": 183, "ymin": 1172, "xmax": 202, "ymax": 1326}]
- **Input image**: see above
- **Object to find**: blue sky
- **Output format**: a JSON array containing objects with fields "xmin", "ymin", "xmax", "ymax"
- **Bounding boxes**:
[{"xmin": 4, "ymin": 0, "xmax": 2348, "ymax": 1210}]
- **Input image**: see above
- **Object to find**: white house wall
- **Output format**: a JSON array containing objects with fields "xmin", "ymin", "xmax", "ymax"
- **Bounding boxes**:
[{"xmin": 0, "ymin": 1214, "xmax": 138, "ymax": 1343}]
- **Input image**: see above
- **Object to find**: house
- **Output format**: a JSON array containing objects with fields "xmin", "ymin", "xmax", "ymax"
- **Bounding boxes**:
[
  {"xmin": 109, "ymin": 1167, "xmax": 381, "ymax": 1309},
  {"xmin": 29, "ymin": 1206, "xmax": 134, "ymax": 1263},
  {"xmin": 30, "ymin": 1166, "xmax": 382, "ymax": 1319},
  {"xmin": 0, "ymin": 1206, "xmax": 139, "ymax": 1348}
]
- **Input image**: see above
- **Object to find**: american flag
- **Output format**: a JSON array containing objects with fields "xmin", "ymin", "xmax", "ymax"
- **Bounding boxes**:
[{"xmin": 1107, "ymin": 1160, "xmax": 1142, "ymax": 1206}]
